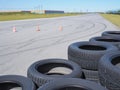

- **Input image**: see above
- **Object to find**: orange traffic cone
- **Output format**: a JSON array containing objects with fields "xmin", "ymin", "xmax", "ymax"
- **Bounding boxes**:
[
  {"xmin": 13, "ymin": 26, "xmax": 17, "ymax": 32},
  {"xmin": 59, "ymin": 26, "xmax": 63, "ymax": 31},
  {"xmin": 37, "ymin": 25, "xmax": 40, "ymax": 31}
]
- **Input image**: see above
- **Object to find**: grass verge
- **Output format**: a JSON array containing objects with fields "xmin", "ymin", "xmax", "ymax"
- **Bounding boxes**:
[
  {"xmin": 0, "ymin": 12, "xmax": 80, "ymax": 21},
  {"xmin": 101, "ymin": 14, "xmax": 120, "ymax": 28}
]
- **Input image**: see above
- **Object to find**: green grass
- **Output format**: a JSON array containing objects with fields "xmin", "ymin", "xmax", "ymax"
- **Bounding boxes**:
[
  {"xmin": 0, "ymin": 12, "xmax": 80, "ymax": 21},
  {"xmin": 101, "ymin": 14, "xmax": 120, "ymax": 28}
]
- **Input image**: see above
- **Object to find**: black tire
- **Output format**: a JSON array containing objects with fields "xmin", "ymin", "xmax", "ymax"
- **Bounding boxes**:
[
  {"xmin": 102, "ymin": 31, "xmax": 120, "ymax": 38},
  {"xmin": 83, "ymin": 69, "xmax": 99, "ymax": 83},
  {"xmin": 99, "ymin": 51, "xmax": 120, "ymax": 90},
  {"xmin": 27, "ymin": 59, "xmax": 83, "ymax": 86},
  {"xmin": 0, "ymin": 75, "xmax": 36, "ymax": 90},
  {"xmin": 68, "ymin": 41, "xmax": 118, "ymax": 70},
  {"xmin": 99, "ymin": 73, "xmax": 120, "ymax": 90},
  {"xmin": 38, "ymin": 78, "xmax": 108, "ymax": 90},
  {"xmin": 89, "ymin": 36, "xmax": 120, "ymax": 49}
]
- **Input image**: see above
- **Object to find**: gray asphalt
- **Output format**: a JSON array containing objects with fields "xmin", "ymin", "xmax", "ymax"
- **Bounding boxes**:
[{"xmin": 0, "ymin": 14, "xmax": 119, "ymax": 76}]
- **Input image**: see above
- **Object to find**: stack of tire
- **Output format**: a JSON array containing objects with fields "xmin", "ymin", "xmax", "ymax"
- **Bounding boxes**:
[
  {"xmin": 0, "ymin": 30, "xmax": 120, "ymax": 90},
  {"xmin": 68, "ymin": 30, "xmax": 120, "ymax": 90},
  {"xmin": 89, "ymin": 31, "xmax": 120, "ymax": 89},
  {"xmin": 99, "ymin": 31, "xmax": 120, "ymax": 90},
  {"xmin": 68, "ymin": 41, "xmax": 118, "ymax": 82}
]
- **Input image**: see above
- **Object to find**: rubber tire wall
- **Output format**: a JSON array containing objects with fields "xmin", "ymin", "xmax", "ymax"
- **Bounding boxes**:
[
  {"xmin": 99, "ymin": 51, "xmax": 120, "ymax": 90},
  {"xmin": 27, "ymin": 59, "xmax": 83, "ymax": 86},
  {"xmin": 0, "ymin": 75, "xmax": 36, "ymax": 90},
  {"xmin": 38, "ymin": 78, "xmax": 108, "ymax": 90},
  {"xmin": 83, "ymin": 69, "xmax": 98, "ymax": 82},
  {"xmin": 89, "ymin": 36, "xmax": 120, "ymax": 49},
  {"xmin": 102, "ymin": 31, "xmax": 120, "ymax": 38}
]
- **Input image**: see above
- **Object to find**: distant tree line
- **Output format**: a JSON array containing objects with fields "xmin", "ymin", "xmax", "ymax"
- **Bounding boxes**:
[{"xmin": 106, "ymin": 9, "xmax": 120, "ymax": 15}]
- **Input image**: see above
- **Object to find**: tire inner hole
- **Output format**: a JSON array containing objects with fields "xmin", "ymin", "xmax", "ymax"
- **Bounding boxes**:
[
  {"xmin": 111, "ymin": 56, "xmax": 120, "ymax": 68},
  {"xmin": 79, "ymin": 45, "xmax": 106, "ymax": 51},
  {"xmin": 97, "ymin": 39, "xmax": 120, "ymax": 42},
  {"xmin": 109, "ymin": 32, "xmax": 120, "ymax": 35},
  {"xmin": 37, "ymin": 63, "xmax": 73, "ymax": 76},
  {"xmin": 0, "ymin": 82, "xmax": 22, "ymax": 90},
  {"xmin": 56, "ymin": 86, "xmax": 90, "ymax": 90}
]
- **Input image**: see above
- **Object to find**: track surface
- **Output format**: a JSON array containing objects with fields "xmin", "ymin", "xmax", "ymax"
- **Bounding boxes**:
[{"xmin": 0, "ymin": 14, "xmax": 119, "ymax": 76}]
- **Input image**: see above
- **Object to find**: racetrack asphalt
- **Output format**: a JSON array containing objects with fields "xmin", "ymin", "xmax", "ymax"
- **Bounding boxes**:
[{"xmin": 0, "ymin": 14, "xmax": 119, "ymax": 76}]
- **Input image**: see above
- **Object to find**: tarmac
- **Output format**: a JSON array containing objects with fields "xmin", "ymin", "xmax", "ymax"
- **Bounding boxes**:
[{"xmin": 0, "ymin": 14, "xmax": 119, "ymax": 76}]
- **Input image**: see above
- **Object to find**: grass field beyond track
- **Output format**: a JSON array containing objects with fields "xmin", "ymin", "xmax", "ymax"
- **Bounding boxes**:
[
  {"xmin": 101, "ymin": 14, "xmax": 120, "ymax": 28},
  {"xmin": 0, "ymin": 12, "xmax": 80, "ymax": 21}
]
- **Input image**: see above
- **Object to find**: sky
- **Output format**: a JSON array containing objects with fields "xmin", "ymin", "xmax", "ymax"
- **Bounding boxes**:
[{"xmin": 0, "ymin": 0, "xmax": 120, "ymax": 12}]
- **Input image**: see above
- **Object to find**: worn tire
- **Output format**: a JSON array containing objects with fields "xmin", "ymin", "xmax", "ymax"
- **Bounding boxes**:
[
  {"xmin": 27, "ymin": 59, "xmax": 83, "ymax": 86},
  {"xmin": 83, "ymin": 69, "xmax": 99, "ymax": 83},
  {"xmin": 99, "ymin": 73, "xmax": 120, "ymax": 90},
  {"xmin": 102, "ymin": 31, "xmax": 120, "ymax": 38},
  {"xmin": 68, "ymin": 41, "xmax": 118, "ymax": 70},
  {"xmin": 90, "ymin": 36, "xmax": 120, "ymax": 49},
  {"xmin": 99, "ymin": 51, "xmax": 120, "ymax": 90},
  {"xmin": 38, "ymin": 78, "xmax": 108, "ymax": 90},
  {"xmin": 0, "ymin": 75, "xmax": 36, "ymax": 90}
]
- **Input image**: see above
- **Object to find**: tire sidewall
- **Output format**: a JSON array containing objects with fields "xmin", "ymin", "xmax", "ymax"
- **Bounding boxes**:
[
  {"xmin": 0, "ymin": 75, "xmax": 35, "ymax": 90},
  {"xmin": 38, "ymin": 78, "xmax": 107, "ymax": 90}
]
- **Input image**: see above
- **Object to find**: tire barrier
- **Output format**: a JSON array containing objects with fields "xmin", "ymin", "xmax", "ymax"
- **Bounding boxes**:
[
  {"xmin": 99, "ymin": 51, "xmax": 120, "ymax": 90},
  {"xmin": 90, "ymin": 36, "xmax": 120, "ymax": 49},
  {"xmin": 0, "ymin": 75, "xmax": 36, "ymax": 90},
  {"xmin": 27, "ymin": 59, "xmax": 84, "ymax": 86},
  {"xmin": 68, "ymin": 41, "xmax": 118, "ymax": 82},
  {"xmin": 102, "ymin": 31, "xmax": 120, "ymax": 38},
  {"xmin": 38, "ymin": 78, "xmax": 108, "ymax": 90}
]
